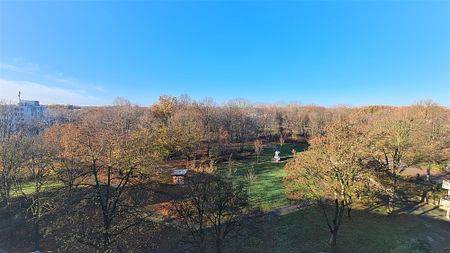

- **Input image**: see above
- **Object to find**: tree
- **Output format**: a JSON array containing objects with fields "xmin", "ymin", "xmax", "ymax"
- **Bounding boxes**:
[
  {"xmin": 0, "ymin": 102, "xmax": 16, "ymax": 140},
  {"xmin": 254, "ymin": 139, "xmax": 263, "ymax": 164},
  {"xmin": 198, "ymin": 97, "xmax": 219, "ymax": 156},
  {"xmin": 285, "ymin": 117, "xmax": 368, "ymax": 246},
  {"xmin": 223, "ymin": 99, "xmax": 258, "ymax": 149},
  {"xmin": 172, "ymin": 174, "xmax": 251, "ymax": 253},
  {"xmin": 275, "ymin": 110, "xmax": 286, "ymax": 145},
  {"xmin": 150, "ymin": 95, "xmax": 177, "ymax": 126},
  {"xmin": 0, "ymin": 134, "xmax": 29, "ymax": 237},
  {"xmin": 53, "ymin": 107, "xmax": 164, "ymax": 252},
  {"xmin": 0, "ymin": 102, "xmax": 30, "ymax": 237},
  {"xmin": 365, "ymin": 108, "xmax": 423, "ymax": 214},
  {"xmin": 45, "ymin": 123, "xmax": 90, "ymax": 188},
  {"xmin": 414, "ymin": 102, "xmax": 450, "ymax": 181},
  {"xmin": 227, "ymin": 153, "xmax": 234, "ymax": 177},
  {"xmin": 167, "ymin": 107, "xmax": 204, "ymax": 160},
  {"xmin": 16, "ymin": 133, "xmax": 56, "ymax": 251}
]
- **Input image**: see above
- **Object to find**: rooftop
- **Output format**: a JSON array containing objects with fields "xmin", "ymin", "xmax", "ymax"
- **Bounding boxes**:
[
  {"xmin": 18, "ymin": 100, "xmax": 41, "ymax": 106},
  {"xmin": 171, "ymin": 169, "xmax": 188, "ymax": 176}
]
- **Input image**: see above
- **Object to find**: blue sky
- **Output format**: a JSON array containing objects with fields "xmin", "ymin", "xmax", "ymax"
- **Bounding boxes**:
[{"xmin": 0, "ymin": 1, "xmax": 449, "ymax": 106}]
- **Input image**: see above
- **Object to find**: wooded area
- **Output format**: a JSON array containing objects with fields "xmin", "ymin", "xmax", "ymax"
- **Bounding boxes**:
[{"xmin": 1, "ymin": 96, "xmax": 449, "ymax": 252}]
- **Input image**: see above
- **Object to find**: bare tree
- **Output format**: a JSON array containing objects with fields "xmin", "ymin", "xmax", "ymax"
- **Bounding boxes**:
[
  {"xmin": 172, "ymin": 174, "xmax": 251, "ymax": 253},
  {"xmin": 254, "ymin": 139, "xmax": 263, "ymax": 164},
  {"xmin": 227, "ymin": 153, "xmax": 234, "ymax": 177}
]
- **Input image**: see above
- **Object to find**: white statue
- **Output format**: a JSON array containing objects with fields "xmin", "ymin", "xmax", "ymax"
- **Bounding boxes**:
[{"xmin": 274, "ymin": 150, "xmax": 281, "ymax": 162}]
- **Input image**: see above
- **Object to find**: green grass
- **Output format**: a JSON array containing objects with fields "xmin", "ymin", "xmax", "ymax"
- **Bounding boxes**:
[
  {"xmin": 11, "ymin": 181, "xmax": 63, "ymax": 197},
  {"xmin": 218, "ymin": 142, "xmax": 308, "ymax": 211},
  {"xmin": 237, "ymin": 206, "xmax": 446, "ymax": 253},
  {"xmin": 214, "ymin": 142, "xmax": 450, "ymax": 252}
]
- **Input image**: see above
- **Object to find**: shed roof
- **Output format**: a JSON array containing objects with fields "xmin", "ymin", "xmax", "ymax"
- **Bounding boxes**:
[{"xmin": 171, "ymin": 169, "xmax": 188, "ymax": 176}]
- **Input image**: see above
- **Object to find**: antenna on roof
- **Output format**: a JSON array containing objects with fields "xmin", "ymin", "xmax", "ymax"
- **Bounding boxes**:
[{"xmin": 18, "ymin": 91, "xmax": 21, "ymax": 102}]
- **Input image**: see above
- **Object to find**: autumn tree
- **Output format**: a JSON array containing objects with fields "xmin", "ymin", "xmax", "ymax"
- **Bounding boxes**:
[
  {"xmin": 254, "ymin": 139, "xmax": 263, "ymax": 164},
  {"xmin": 46, "ymin": 104, "xmax": 81, "ymax": 124},
  {"xmin": 275, "ymin": 110, "xmax": 286, "ymax": 145},
  {"xmin": 43, "ymin": 123, "xmax": 90, "ymax": 188},
  {"xmin": 16, "ymin": 133, "xmax": 56, "ymax": 251},
  {"xmin": 285, "ymin": 117, "xmax": 368, "ymax": 246},
  {"xmin": 167, "ymin": 106, "xmax": 204, "ymax": 160},
  {"xmin": 223, "ymin": 99, "xmax": 258, "ymax": 149},
  {"xmin": 284, "ymin": 103, "xmax": 308, "ymax": 139},
  {"xmin": 0, "ymin": 101, "xmax": 30, "ymax": 237},
  {"xmin": 0, "ymin": 102, "xmax": 16, "ymax": 140},
  {"xmin": 53, "ymin": 106, "xmax": 164, "ymax": 252},
  {"xmin": 365, "ymin": 108, "xmax": 423, "ymax": 214},
  {"xmin": 414, "ymin": 102, "xmax": 450, "ymax": 180},
  {"xmin": 150, "ymin": 95, "xmax": 177, "ymax": 126},
  {"xmin": 198, "ymin": 97, "xmax": 220, "ymax": 156}
]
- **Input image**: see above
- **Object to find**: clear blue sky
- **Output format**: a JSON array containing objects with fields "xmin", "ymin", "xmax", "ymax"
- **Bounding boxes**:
[{"xmin": 0, "ymin": 1, "xmax": 449, "ymax": 106}]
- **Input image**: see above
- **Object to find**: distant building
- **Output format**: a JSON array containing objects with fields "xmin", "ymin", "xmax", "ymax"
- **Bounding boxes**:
[
  {"xmin": 171, "ymin": 169, "xmax": 188, "ymax": 185},
  {"xmin": 15, "ymin": 100, "xmax": 46, "ymax": 123},
  {"xmin": 4, "ymin": 94, "xmax": 49, "ymax": 134}
]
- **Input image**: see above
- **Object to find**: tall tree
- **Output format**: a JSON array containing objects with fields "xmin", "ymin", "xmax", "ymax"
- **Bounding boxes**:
[
  {"xmin": 172, "ymin": 173, "xmax": 250, "ymax": 253},
  {"xmin": 365, "ymin": 108, "xmax": 422, "ymax": 214},
  {"xmin": 415, "ymin": 102, "xmax": 450, "ymax": 180},
  {"xmin": 17, "ymin": 133, "xmax": 56, "ymax": 251},
  {"xmin": 0, "ymin": 102, "xmax": 29, "ymax": 237},
  {"xmin": 254, "ymin": 139, "xmax": 263, "ymax": 164},
  {"xmin": 53, "ymin": 107, "xmax": 164, "ymax": 252},
  {"xmin": 285, "ymin": 117, "xmax": 368, "ymax": 246},
  {"xmin": 167, "ymin": 107, "xmax": 204, "ymax": 160}
]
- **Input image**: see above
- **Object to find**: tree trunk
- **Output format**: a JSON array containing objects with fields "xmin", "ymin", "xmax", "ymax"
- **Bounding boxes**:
[
  {"xmin": 346, "ymin": 195, "xmax": 352, "ymax": 218},
  {"xmin": 103, "ymin": 231, "xmax": 110, "ymax": 253},
  {"xmin": 206, "ymin": 142, "xmax": 211, "ymax": 157},
  {"xmin": 216, "ymin": 237, "xmax": 223, "ymax": 253},
  {"xmin": 329, "ymin": 230, "xmax": 338, "ymax": 246},
  {"xmin": 34, "ymin": 219, "xmax": 41, "ymax": 251},
  {"xmin": 6, "ymin": 197, "xmax": 13, "ymax": 239},
  {"xmin": 319, "ymin": 199, "xmax": 344, "ymax": 248},
  {"xmin": 387, "ymin": 170, "xmax": 398, "ymax": 215}
]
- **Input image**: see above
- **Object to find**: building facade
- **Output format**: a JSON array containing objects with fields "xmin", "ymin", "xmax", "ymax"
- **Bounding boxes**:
[{"xmin": 15, "ymin": 100, "xmax": 47, "ymax": 123}]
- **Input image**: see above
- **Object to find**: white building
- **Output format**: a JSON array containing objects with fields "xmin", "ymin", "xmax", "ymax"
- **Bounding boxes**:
[{"xmin": 14, "ymin": 100, "xmax": 46, "ymax": 123}]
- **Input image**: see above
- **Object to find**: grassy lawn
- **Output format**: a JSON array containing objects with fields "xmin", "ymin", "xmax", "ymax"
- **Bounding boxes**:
[
  {"xmin": 218, "ymin": 142, "xmax": 308, "ymax": 211},
  {"xmin": 11, "ymin": 181, "xmax": 63, "ymax": 197},
  {"xmin": 238, "ymin": 205, "xmax": 449, "ymax": 253},
  {"xmin": 213, "ymin": 142, "xmax": 450, "ymax": 252}
]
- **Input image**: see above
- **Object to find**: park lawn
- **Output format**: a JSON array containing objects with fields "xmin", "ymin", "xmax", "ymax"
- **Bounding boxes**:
[
  {"xmin": 10, "ymin": 181, "xmax": 63, "ymax": 197},
  {"xmin": 239, "ymin": 205, "xmax": 446, "ymax": 253},
  {"xmin": 215, "ymin": 142, "xmax": 450, "ymax": 252},
  {"xmin": 218, "ymin": 142, "xmax": 308, "ymax": 211}
]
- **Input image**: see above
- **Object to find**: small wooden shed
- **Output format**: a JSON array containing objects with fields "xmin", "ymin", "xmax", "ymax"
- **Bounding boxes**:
[{"xmin": 171, "ymin": 168, "xmax": 188, "ymax": 185}]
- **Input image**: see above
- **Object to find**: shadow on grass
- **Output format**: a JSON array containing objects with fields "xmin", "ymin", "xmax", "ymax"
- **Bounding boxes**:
[
  {"xmin": 157, "ymin": 205, "xmax": 450, "ymax": 253},
  {"xmin": 234, "ymin": 205, "xmax": 450, "ymax": 253}
]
